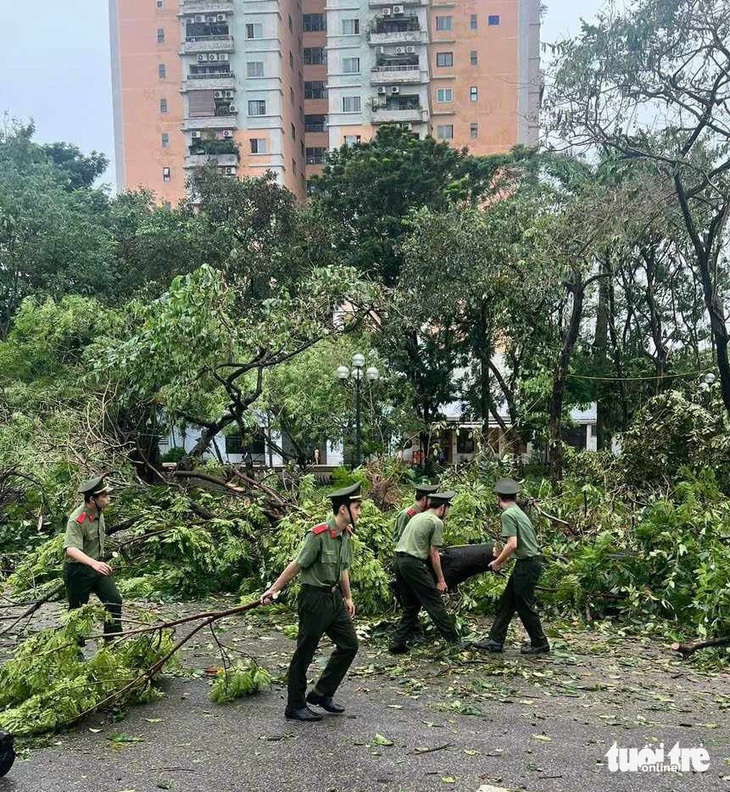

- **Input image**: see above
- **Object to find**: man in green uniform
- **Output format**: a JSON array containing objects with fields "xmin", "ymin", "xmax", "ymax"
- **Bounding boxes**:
[
  {"xmin": 392, "ymin": 483, "xmax": 439, "ymax": 543},
  {"xmin": 474, "ymin": 478, "xmax": 549, "ymax": 655},
  {"xmin": 389, "ymin": 491, "xmax": 462, "ymax": 654},
  {"xmin": 261, "ymin": 483, "xmax": 361, "ymax": 722},
  {"xmin": 63, "ymin": 475, "xmax": 123, "ymax": 640}
]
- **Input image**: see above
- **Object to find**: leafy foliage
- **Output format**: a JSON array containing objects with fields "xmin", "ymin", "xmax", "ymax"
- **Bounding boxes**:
[{"xmin": 209, "ymin": 660, "xmax": 272, "ymax": 704}]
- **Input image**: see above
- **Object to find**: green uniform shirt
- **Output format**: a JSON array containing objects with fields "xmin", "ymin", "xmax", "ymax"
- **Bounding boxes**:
[
  {"xmin": 392, "ymin": 503, "xmax": 420, "ymax": 544},
  {"xmin": 296, "ymin": 517, "xmax": 352, "ymax": 588},
  {"xmin": 395, "ymin": 511, "xmax": 443, "ymax": 561},
  {"xmin": 501, "ymin": 504, "xmax": 539, "ymax": 559},
  {"xmin": 63, "ymin": 503, "xmax": 106, "ymax": 560}
]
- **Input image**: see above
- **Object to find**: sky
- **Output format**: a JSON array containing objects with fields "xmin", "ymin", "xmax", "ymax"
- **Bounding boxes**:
[{"xmin": 0, "ymin": 0, "xmax": 611, "ymax": 188}]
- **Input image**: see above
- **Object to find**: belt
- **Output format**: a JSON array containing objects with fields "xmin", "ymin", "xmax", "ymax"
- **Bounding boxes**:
[
  {"xmin": 302, "ymin": 583, "xmax": 338, "ymax": 593},
  {"xmin": 395, "ymin": 551, "xmax": 423, "ymax": 560}
]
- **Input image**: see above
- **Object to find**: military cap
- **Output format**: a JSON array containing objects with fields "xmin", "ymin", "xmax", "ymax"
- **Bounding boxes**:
[
  {"xmin": 415, "ymin": 483, "xmax": 439, "ymax": 496},
  {"xmin": 493, "ymin": 477, "xmax": 521, "ymax": 496},
  {"xmin": 328, "ymin": 482, "xmax": 363, "ymax": 503},
  {"xmin": 78, "ymin": 476, "xmax": 112, "ymax": 497},
  {"xmin": 428, "ymin": 490, "xmax": 455, "ymax": 505}
]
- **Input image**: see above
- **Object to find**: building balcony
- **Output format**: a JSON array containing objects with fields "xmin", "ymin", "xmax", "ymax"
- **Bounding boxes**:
[
  {"xmin": 184, "ymin": 153, "xmax": 239, "ymax": 169},
  {"xmin": 181, "ymin": 36, "xmax": 234, "ymax": 54},
  {"xmin": 371, "ymin": 66, "xmax": 427, "ymax": 85},
  {"xmin": 180, "ymin": 0, "xmax": 234, "ymax": 14},
  {"xmin": 371, "ymin": 106, "xmax": 428, "ymax": 124},
  {"xmin": 183, "ymin": 116, "xmax": 239, "ymax": 131},
  {"xmin": 368, "ymin": 30, "xmax": 428, "ymax": 46},
  {"xmin": 182, "ymin": 74, "xmax": 236, "ymax": 92},
  {"xmin": 369, "ymin": 0, "xmax": 424, "ymax": 5}
]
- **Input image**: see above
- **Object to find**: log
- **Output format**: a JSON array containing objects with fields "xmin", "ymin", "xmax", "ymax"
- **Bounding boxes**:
[{"xmin": 671, "ymin": 635, "xmax": 730, "ymax": 656}]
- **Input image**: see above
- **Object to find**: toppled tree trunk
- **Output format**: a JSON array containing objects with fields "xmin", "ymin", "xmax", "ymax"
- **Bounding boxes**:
[{"xmin": 671, "ymin": 636, "xmax": 730, "ymax": 657}]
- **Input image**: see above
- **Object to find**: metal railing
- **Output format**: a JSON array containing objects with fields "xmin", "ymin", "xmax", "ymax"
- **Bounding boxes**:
[
  {"xmin": 372, "ymin": 64, "xmax": 419, "ymax": 72},
  {"xmin": 185, "ymin": 34, "xmax": 232, "ymax": 42},
  {"xmin": 188, "ymin": 72, "xmax": 235, "ymax": 79}
]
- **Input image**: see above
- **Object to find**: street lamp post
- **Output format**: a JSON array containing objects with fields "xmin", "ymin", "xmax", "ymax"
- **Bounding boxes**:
[{"xmin": 337, "ymin": 353, "xmax": 379, "ymax": 468}]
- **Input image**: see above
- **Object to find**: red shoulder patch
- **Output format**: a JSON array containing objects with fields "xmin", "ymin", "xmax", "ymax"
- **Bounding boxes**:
[
  {"xmin": 75, "ymin": 513, "xmax": 87, "ymax": 524},
  {"xmin": 406, "ymin": 507, "xmax": 418, "ymax": 517},
  {"xmin": 312, "ymin": 523, "xmax": 329, "ymax": 535}
]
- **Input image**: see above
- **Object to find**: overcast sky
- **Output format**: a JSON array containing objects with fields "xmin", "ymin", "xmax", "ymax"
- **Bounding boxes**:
[{"xmin": 0, "ymin": 1, "xmax": 611, "ymax": 188}]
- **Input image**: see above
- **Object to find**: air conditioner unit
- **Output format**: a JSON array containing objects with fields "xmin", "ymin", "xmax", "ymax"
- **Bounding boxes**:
[
  {"xmin": 197, "ymin": 53, "xmax": 208, "ymax": 62},
  {"xmin": 376, "ymin": 46, "xmax": 386, "ymax": 55},
  {"xmin": 191, "ymin": 130, "xmax": 202, "ymax": 139},
  {"xmin": 393, "ymin": 5, "xmax": 404, "ymax": 14},
  {"xmin": 224, "ymin": 90, "xmax": 234, "ymax": 98},
  {"xmin": 223, "ymin": 130, "xmax": 234, "ymax": 138},
  {"xmin": 208, "ymin": 53, "xmax": 218, "ymax": 61},
  {"xmin": 391, "ymin": 86, "xmax": 400, "ymax": 94},
  {"xmin": 405, "ymin": 46, "xmax": 415, "ymax": 53},
  {"xmin": 215, "ymin": 91, "xmax": 224, "ymax": 98},
  {"xmin": 228, "ymin": 104, "xmax": 237, "ymax": 112},
  {"xmin": 226, "ymin": 166, "xmax": 237, "ymax": 175},
  {"xmin": 382, "ymin": 8, "xmax": 392, "ymax": 15},
  {"xmin": 216, "ymin": 13, "xmax": 226, "ymax": 22},
  {"xmin": 395, "ymin": 46, "xmax": 404, "ymax": 54},
  {"xmin": 195, "ymin": 14, "xmax": 205, "ymax": 22},
  {"xmin": 207, "ymin": 15, "xmax": 216, "ymax": 23},
  {"xmin": 218, "ymin": 53, "xmax": 229, "ymax": 61},
  {"xmin": 377, "ymin": 86, "xmax": 387, "ymax": 94}
]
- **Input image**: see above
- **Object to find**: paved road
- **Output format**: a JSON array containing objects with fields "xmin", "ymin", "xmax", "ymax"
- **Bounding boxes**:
[{"xmin": 2, "ymin": 604, "xmax": 728, "ymax": 792}]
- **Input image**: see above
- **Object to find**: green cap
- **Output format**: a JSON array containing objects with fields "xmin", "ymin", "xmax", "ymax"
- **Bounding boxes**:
[
  {"xmin": 328, "ymin": 482, "xmax": 362, "ymax": 503},
  {"xmin": 493, "ymin": 477, "xmax": 521, "ymax": 496},
  {"xmin": 428, "ymin": 490, "xmax": 455, "ymax": 505},
  {"xmin": 415, "ymin": 483, "xmax": 439, "ymax": 496},
  {"xmin": 78, "ymin": 476, "xmax": 112, "ymax": 497}
]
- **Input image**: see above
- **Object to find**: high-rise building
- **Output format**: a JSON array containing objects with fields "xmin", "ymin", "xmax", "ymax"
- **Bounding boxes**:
[{"xmin": 110, "ymin": 0, "xmax": 540, "ymax": 202}]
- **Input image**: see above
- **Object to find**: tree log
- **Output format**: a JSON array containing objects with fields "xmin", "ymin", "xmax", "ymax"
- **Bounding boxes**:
[{"xmin": 670, "ymin": 636, "xmax": 730, "ymax": 656}]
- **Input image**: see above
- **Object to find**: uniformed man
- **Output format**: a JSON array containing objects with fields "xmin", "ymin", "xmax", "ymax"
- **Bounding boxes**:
[
  {"xmin": 389, "ymin": 491, "xmax": 462, "ymax": 654},
  {"xmin": 260, "ymin": 483, "xmax": 361, "ymax": 722},
  {"xmin": 63, "ymin": 476, "xmax": 123, "ymax": 640},
  {"xmin": 474, "ymin": 478, "xmax": 549, "ymax": 655},
  {"xmin": 392, "ymin": 483, "xmax": 440, "ymax": 543}
]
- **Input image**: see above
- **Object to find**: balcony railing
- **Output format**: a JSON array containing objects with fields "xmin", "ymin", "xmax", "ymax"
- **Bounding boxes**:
[
  {"xmin": 180, "ymin": 0, "xmax": 234, "ymax": 12},
  {"xmin": 368, "ymin": 29, "xmax": 428, "ymax": 45},
  {"xmin": 188, "ymin": 140, "xmax": 238, "ymax": 156},
  {"xmin": 371, "ymin": 65, "xmax": 426, "ymax": 84},
  {"xmin": 185, "ymin": 33, "xmax": 231, "ymax": 42},
  {"xmin": 185, "ymin": 153, "xmax": 239, "ymax": 169},
  {"xmin": 182, "ymin": 74, "xmax": 236, "ymax": 92},
  {"xmin": 369, "ymin": 0, "xmax": 424, "ymax": 6},
  {"xmin": 188, "ymin": 71, "xmax": 234, "ymax": 79},
  {"xmin": 371, "ymin": 106, "xmax": 427, "ymax": 124},
  {"xmin": 182, "ymin": 37, "xmax": 235, "ymax": 54},
  {"xmin": 184, "ymin": 117, "xmax": 239, "ymax": 130}
]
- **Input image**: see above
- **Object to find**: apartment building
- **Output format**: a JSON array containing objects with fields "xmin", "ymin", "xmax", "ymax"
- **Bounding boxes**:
[{"xmin": 110, "ymin": 0, "xmax": 539, "ymax": 201}]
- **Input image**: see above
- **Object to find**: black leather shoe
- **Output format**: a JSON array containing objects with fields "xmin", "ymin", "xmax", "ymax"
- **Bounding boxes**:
[
  {"xmin": 388, "ymin": 643, "xmax": 410, "ymax": 655},
  {"xmin": 472, "ymin": 639, "xmax": 504, "ymax": 652},
  {"xmin": 521, "ymin": 643, "xmax": 550, "ymax": 655},
  {"xmin": 306, "ymin": 692, "xmax": 345, "ymax": 713},
  {"xmin": 284, "ymin": 706, "xmax": 322, "ymax": 721}
]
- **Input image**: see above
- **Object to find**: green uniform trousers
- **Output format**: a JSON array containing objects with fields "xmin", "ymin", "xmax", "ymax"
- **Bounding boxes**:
[
  {"xmin": 489, "ymin": 556, "xmax": 547, "ymax": 646},
  {"xmin": 63, "ymin": 562, "xmax": 123, "ymax": 639},
  {"xmin": 392, "ymin": 552, "xmax": 459, "ymax": 646},
  {"xmin": 287, "ymin": 585, "xmax": 359, "ymax": 710}
]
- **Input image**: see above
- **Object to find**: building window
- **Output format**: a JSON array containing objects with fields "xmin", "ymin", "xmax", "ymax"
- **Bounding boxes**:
[
  {"xmin": 156, "ymin": 0, "xmax": 163, "ymax": 8},
  {"xmin": 162, "ymin": 166, "xmax": 171, "ymax": 182},
  {"xmin": 247, "ymin": 61, "xmax": 264, "ymax": 78},
  {"xmin": 344, "ymin": 134, "xmax": 361, "ymax": 146},
  {"xmin": 248, "ymin": 100, "xmax": 266, "ymax": 116},
  {"xmin": 342, "ymin": 95, "xmax": 361, "ymax": 112},
  {"xmin": 305, "ymin": 114, "xmax": 327, "ymax": 132},
  {"xmin": 159, "ymin": 98, "xmax": 168, "ymax": 113},
  {"xmin": 341, "ymin": 18, "xmax": 359, "ymax": 35},
  {"xmin": 436, "ymin": 88, "xmax": 453, "ymax": 103},
  {"xmin": 470, "ymin": 86, "xmax": 479, "ymax": 102},
  {"xmin": 291, "ymin": 123, "xmax": 296, "ymax": 139},
  {"xmin": 156, "ymin": 28, "xmax": 165, "ymax": 43},
  {"xmin": 246, "ymin": 23, "xmax": 263, "ymax": 39},
  {"xmin": 305, "ymin": 81, "xmax": 326, "ymax": 100},
  {"xmin": 470, "ymin": 50, "xmax": 478, "ymax": 66},
  {"xmin": 435, "ymin": 16, "xmax": 452, "ymax": 31},
  {"xmin": 436, "ymin": 124, "xmax": 453, "ymax": 140},
  {"xmin": 470, "ymin": 122, "xmax": 479, "ymax": 138},
  {"xmin": 304, "ymin": 47, "xmax": 326, "ymax": 65},
  {"xmin": 158, "ymin": 63, "xmax": 166, "ymax": 79},
  {"xmin": 436, "ymin": 52, "xmax": 453, "ymax": 68},
  {"xmin": 306, "ymin": 147, "xmax": 327, "ymax": 164},
  {"xmin": 342, "ymin": 57, "xmax": 360, "ymax": 74},
  {"xmin": 488, "ymin": 15, "xmax": 500, "ymax": 25},
  {"xmin": 303, "ymin": 13, "xmax": 326, "ymax": 32},
  {"xmin": 250, "ymin": 138, "xmax": 267, "ymax": 154},
  {"xmin": 161, "ymin": 132, "xmax": 169, "ymax": 148},
  {"xmin": 470, "ymin": 14, "xmax": 478, "ymax": 30}
]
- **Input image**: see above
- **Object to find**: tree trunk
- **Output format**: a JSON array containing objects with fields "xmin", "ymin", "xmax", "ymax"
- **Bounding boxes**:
[{"xmin": 593, "ymin": 254, "xmax": 611, "ymax": 450}]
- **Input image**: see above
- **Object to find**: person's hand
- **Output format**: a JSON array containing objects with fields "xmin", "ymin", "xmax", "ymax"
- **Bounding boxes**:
[
  {"xmin": 93, "ymin": 560, "xmax": 112, "ymax": 576},
  {"xmin": 344, "ymin": 597, "xmax": 356, "ymax": 620},
  {"xmin": 489, "ymin": 560, "xmax": 501, "ymax": 573},
  {"xmin": 492, "ymin": 544, "xmax": 500, "ymax": 558},
  {"xmin": 437, "ymin": 579, "xmax": 448, "ymax": 595},
  {"xmin": 260, "ymin": 588, "xmax": 278, "ymax": 605}
]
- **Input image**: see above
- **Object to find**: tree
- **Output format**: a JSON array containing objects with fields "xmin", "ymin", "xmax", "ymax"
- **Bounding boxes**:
[
  {"xmin": 549, "ymin": 0, "xmax": 730, "ymax": 417},
  {"xmin": 40, "ymin": 142, "xmax": 109, "ymax": 190}
]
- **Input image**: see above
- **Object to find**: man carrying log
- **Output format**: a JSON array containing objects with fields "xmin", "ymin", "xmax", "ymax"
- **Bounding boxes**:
[
  {"xmin": 260, "ymin": 483, "xmax": 361, "ymax": 722},
  {"xmin": 392, "ymin": 483, "xmax": 439, "ymax": 543}
]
